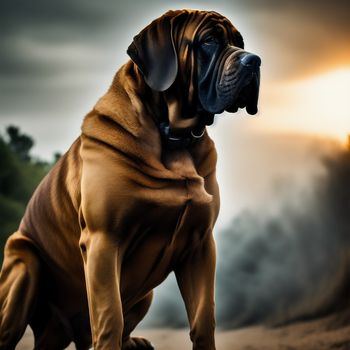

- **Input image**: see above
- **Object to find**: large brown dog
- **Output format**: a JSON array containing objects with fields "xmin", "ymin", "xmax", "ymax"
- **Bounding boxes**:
[{"xmin": 0, "ymin": 9, "xmax": 260, "ymax": 350}]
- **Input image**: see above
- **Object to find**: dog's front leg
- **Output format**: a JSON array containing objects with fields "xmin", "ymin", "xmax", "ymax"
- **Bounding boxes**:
[
  {"xmin": 175, "ymin": 234, "xmax": 216, "ymax": 350},
  {"xmin": 80, "ymin": 230, "xmax": 123, "ymax": 350}
]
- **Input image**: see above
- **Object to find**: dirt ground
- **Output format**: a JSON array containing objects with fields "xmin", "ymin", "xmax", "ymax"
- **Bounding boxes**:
[{"xmin": 16, "ymin": 314, "xmax": 350, "ymax": 350}]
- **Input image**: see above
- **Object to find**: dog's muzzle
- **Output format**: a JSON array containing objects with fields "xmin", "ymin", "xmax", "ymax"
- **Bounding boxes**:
[
  {"xmin": 199, "ymin": 47, "xmax": 261, "ymax": 115},
  {"xmin": 219, "ymin": 51, "xmax": 261, "ymax": 115}
]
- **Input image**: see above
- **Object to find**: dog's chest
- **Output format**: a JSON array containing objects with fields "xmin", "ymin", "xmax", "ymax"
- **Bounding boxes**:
[
  {"xmin": 118, "ymin": 150, "xmax": 215, "ymax": 236},
  {"xmin": 161, "ymin": 149, "xmax": 213, "ymax": 204},
  {"xmin": 117, "ymin": 148, "xmax": 216, "ymax": 249}
]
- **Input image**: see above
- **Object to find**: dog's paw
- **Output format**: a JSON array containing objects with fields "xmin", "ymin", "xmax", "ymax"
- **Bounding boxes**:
[{"xmin": 122, "ymin": 336, "xmax": 155, "ymax": 349}]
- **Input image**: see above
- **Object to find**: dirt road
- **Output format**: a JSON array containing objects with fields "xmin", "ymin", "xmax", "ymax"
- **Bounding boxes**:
[{"xmin": 16, "ymin": 315, "xmax": 350, "ymax": 350}]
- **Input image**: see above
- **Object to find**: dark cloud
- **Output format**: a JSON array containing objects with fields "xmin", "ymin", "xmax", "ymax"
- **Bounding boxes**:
[
  {"xmin": 0, "ymin": 0, "xmax": 130, "ymax": 158},
  {"xmin": 0, "ymin": 0, "xmax": 119, "ymax": 29},
  {"xmin": 0, "ymin": 0, "xmax": 126, "ymax": 79}
]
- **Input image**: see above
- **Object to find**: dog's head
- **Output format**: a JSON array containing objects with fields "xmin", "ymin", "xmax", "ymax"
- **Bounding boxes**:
[{"xmin": 127, "ymin": 9, "xmax": 260, "ymax": 130}]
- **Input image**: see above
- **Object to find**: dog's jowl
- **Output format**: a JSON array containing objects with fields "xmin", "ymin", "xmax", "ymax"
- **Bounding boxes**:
[{"xmin": 0, "ymin": 9, "xmax": 260, "ymax": 350}]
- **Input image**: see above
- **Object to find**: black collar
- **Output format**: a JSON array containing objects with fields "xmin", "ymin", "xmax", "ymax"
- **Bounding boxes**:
[{"xmin": 159, "ymin": 122, "xmax": 206, "ymax": 149}]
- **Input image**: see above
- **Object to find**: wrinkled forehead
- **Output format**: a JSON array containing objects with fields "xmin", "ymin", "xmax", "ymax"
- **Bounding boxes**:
[{"xmin": 171, "ymin": 10, "xmax": 241, "ymax": 46}]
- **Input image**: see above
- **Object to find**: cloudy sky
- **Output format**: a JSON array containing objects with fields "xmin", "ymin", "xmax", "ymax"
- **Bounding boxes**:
[{"xmin": 0, "ymin": 0, "xmax": 349, "ymax": 224}]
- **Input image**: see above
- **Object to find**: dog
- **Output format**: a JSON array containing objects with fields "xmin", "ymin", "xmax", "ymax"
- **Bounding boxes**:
[{"xmin": 0, "ymin": 9, "xmax": 260, "ymax": 350}]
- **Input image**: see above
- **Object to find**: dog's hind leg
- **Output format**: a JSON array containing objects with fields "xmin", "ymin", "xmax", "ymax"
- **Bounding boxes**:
[
  {"xmin": 0, "ymin": 231, "xmax": 41, "ymax": 350},
  {"xmin": 122, "ymin": 291, "xmax": 154, "ymax": 350}
]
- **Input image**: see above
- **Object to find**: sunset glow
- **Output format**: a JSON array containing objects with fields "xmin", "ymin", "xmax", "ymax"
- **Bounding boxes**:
[{"xmin": 259, "ymin": 68, "xmax": 350, "ymax": 143}]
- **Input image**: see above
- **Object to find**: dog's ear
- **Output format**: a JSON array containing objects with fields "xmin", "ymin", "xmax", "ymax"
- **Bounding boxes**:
[{"xmin": 127, "ymin": 14, "xmax": 178, "ymax": 92}]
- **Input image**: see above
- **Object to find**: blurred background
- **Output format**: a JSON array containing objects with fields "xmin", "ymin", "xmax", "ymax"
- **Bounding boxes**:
[{"xmin": 1, "ymin": 0, "xmax": 350, "ymax": 335}]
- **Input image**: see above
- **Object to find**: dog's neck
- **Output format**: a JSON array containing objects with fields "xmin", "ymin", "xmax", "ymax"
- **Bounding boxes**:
[
  {"xmin": 83, "ymin": 61, "xmax": 218, "ymax": 180},
  {"xmin": 108, "ymin": 60, "xmax": 214, "ymax": 149}
]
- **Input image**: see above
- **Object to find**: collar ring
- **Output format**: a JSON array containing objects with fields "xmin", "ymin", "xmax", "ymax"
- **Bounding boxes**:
[{"xmin": 191, "ymin": 128, "xmax": 205, "ymax": 139}]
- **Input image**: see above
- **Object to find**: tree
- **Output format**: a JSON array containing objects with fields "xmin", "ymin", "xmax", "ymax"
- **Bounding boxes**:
[
  {"xmin": 6, "ymin": 126, "xmax": 34, "ymax": 161},
  {"xmin": 53, "ymin": 152, "xmax": 62, "ymax": 163}
]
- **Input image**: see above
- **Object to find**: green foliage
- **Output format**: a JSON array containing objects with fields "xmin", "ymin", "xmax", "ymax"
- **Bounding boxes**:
[
  {"xmin": 0, "ymin": 127, "xmax": 51, "ymax": 263},
  {"xmin": 6, "ymin": 125, "xmax": 34, "ymax": 162}
]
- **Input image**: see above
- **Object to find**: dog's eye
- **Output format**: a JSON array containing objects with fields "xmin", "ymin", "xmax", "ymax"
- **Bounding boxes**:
[{"xmin": 202, "ymin": 35, "xmax": 219, "ymax": 46}]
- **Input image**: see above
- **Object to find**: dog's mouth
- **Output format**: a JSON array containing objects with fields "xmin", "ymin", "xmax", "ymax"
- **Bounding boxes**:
[
  {"xmin": 218, "ymin": 52, "xmax": 261, "ymax": 115},
  {"xmin": 225, "ymin": 70, "xmax": 260, "ymax": 115}
]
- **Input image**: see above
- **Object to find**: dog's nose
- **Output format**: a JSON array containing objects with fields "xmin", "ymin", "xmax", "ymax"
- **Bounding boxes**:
[{"xmin": 240, "ymin": 53, "xmax": 261, "ymax": 68}]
